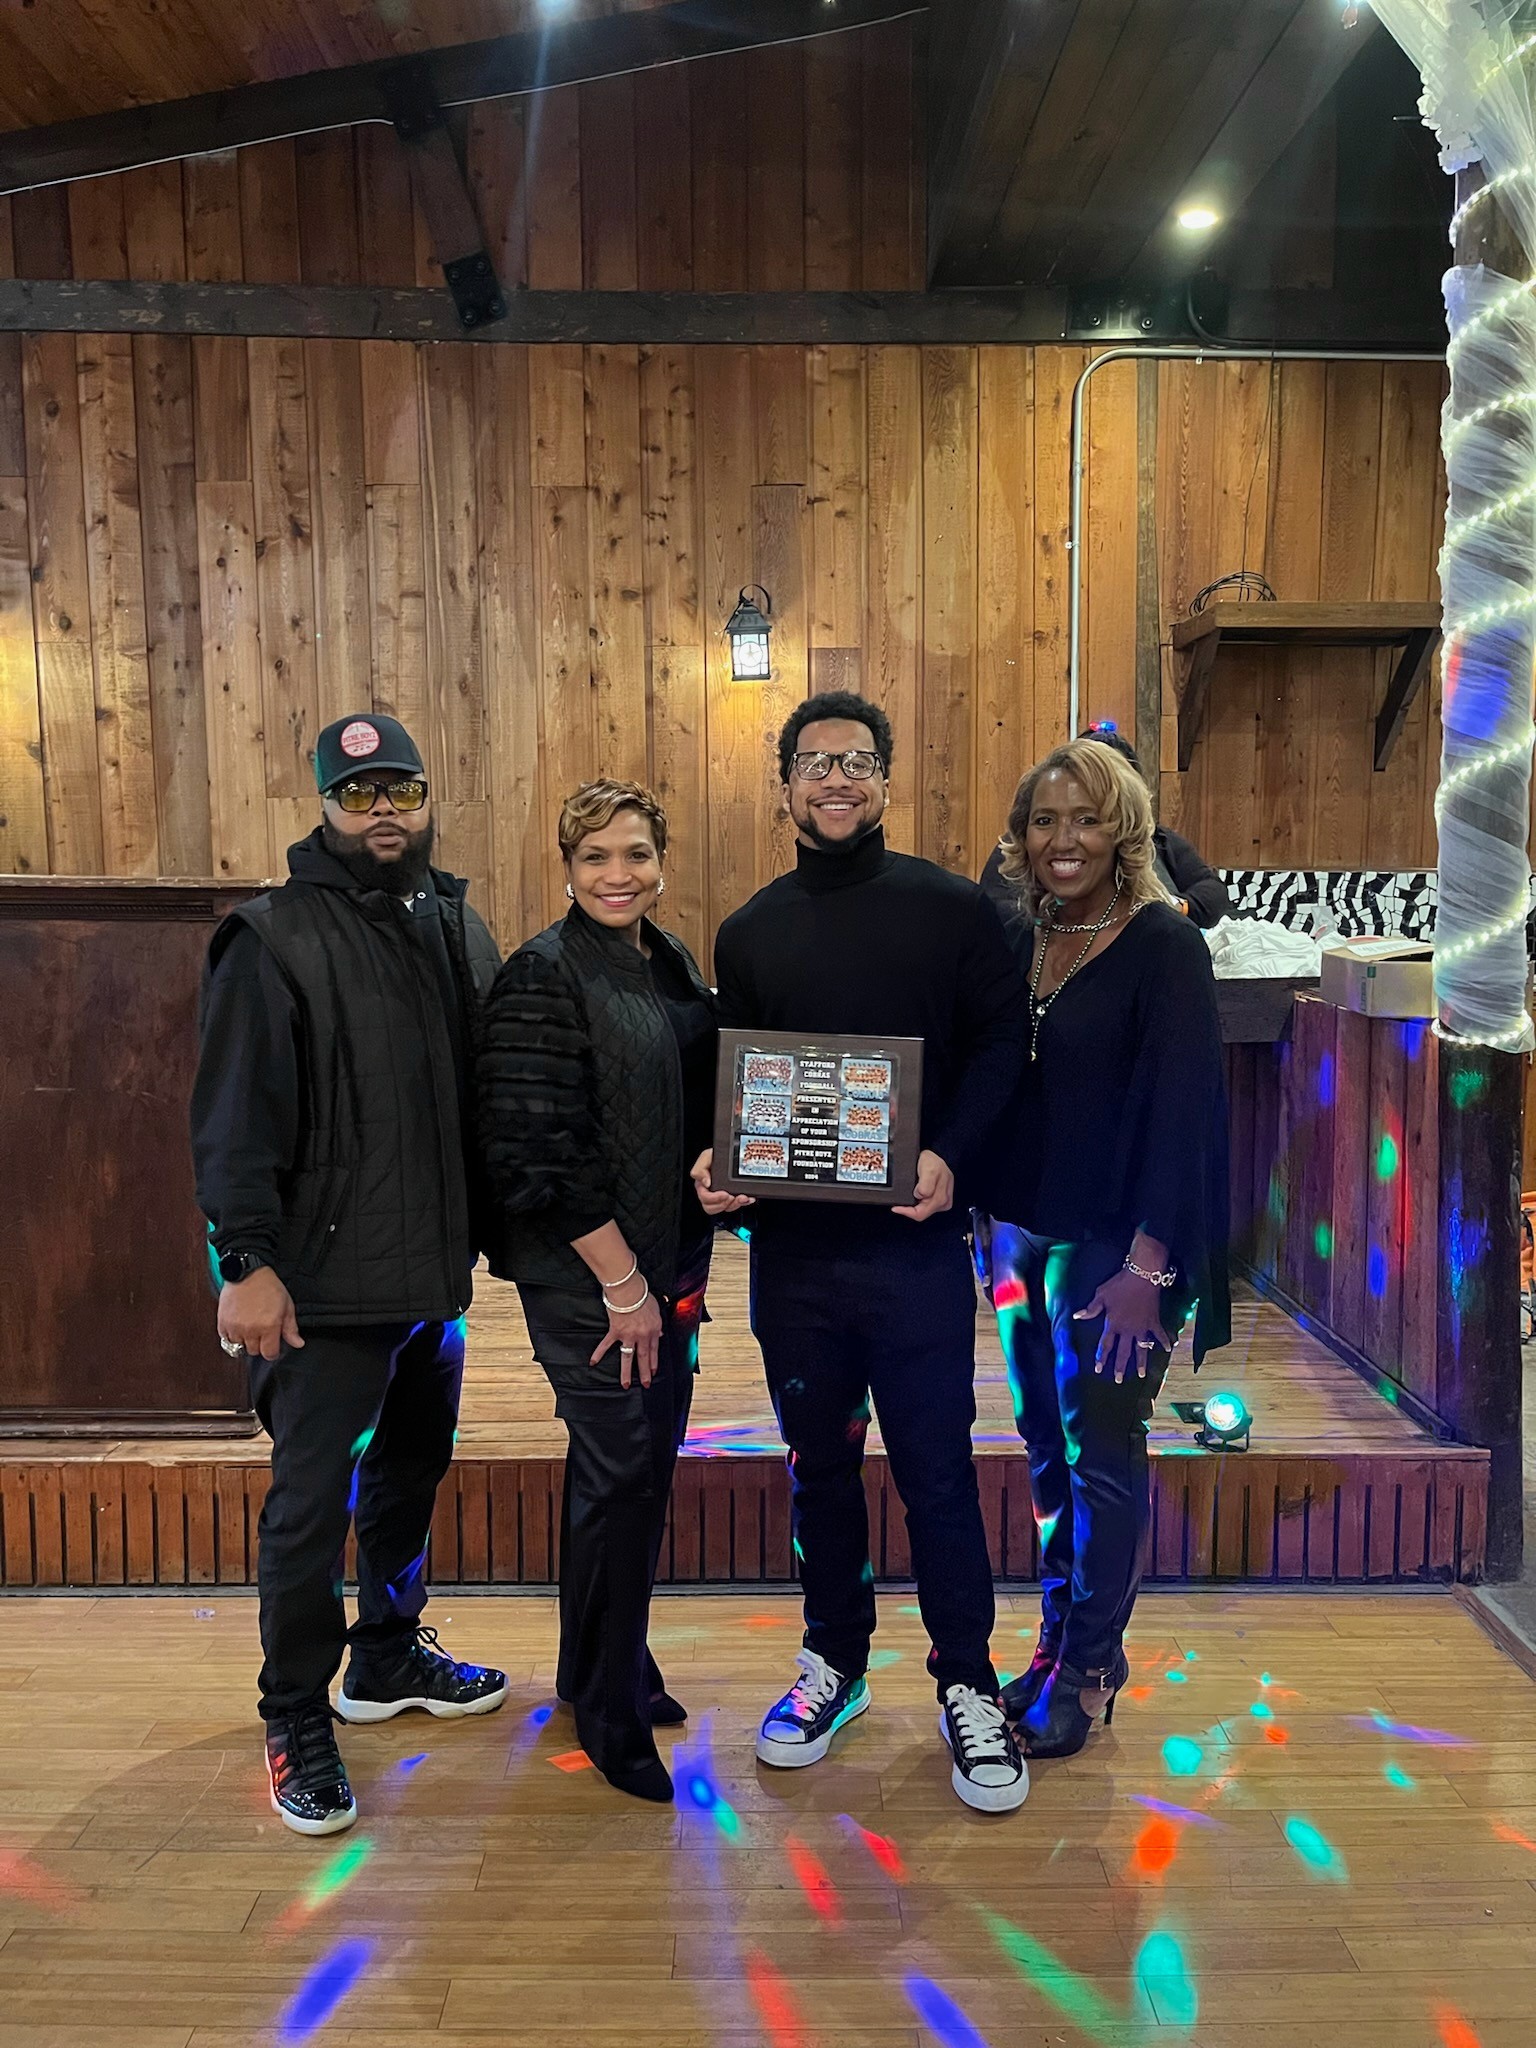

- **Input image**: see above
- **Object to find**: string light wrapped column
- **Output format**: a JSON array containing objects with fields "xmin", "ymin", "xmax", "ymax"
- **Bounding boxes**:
[{"xmin": 1373, "ymin": 0, "xmax": 1536, "ymax": 1051}]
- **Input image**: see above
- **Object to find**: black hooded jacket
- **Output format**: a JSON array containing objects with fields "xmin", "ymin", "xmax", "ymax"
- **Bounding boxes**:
[{"xmin": 190, "ymin": 829, "xmax": 501, "ymax": 1327}]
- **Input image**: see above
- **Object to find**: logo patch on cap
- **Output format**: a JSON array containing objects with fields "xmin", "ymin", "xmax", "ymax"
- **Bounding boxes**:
[{"xmin": 339, "ymin": 720, "xmax": 380, "ymax": 758}]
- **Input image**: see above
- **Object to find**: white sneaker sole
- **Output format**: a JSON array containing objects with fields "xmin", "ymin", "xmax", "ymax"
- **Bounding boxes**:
[
  {"xmin": 270, "ymin": 1786, "xmax": 358, "ymax": 1836},
  {"xmin": 756, "ymin": 1685, "xmax": 870, "ymax": 1768},
  {"xmin": 335, "ymin": 1680, "xmax": 509, "ymax": 1724},
  {"xmin": 939, "ymin": 1710, "xmax": 1029, "ymax": 1813}
]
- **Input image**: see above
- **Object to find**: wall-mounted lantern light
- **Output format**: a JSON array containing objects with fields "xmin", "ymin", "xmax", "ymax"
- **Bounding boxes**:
[{"xmin": 726, "ymin": 586, "xmax": 772, "ymax": 681}]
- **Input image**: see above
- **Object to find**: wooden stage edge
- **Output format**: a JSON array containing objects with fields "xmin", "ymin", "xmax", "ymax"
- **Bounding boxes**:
[{"xmin": 0, "ymin": 1441, "xmax": 1489, "ymax": 1591}]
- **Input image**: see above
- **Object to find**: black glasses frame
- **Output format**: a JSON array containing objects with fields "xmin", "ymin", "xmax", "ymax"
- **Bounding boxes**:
[
  {"xmin": 330, "ymin": 777, "xmax": 429, "ymax": 814},
  {"xmin": 790, "ymin": 749, "xmax": 885, "ymax": 782}
]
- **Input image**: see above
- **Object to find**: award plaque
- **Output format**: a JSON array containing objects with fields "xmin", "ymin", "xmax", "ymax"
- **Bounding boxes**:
[{"xmin": 712, "ymin": 1028, "xmax": 924, "ymax": 1205}]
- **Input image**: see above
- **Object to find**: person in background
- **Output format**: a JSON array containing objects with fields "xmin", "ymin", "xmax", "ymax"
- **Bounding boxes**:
[
  {"xmin": 694, "ymin": 690, "xmax": 1030, "ymax": 1815},
  {"xmin": 191, "ymin": 713, "xmax": 507, "ymax": 1840},
  {"xmin": 980, "ymin": 737, "xmax": 1229, "ymax": 1759},
  {"xmin": 980, "ymin": 723, "xmax": 1234, "ymax": 929},
  {"xmin": 477, "ymin": 781, "xmax": 716, "ymax": 1806}
]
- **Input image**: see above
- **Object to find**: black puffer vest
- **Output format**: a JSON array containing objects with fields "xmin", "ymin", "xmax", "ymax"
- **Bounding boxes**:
[
  {"xmin": 484, "ymin": 909, "xmax": 712, "ymax": 1296},
  {"xmin": 208, "ymin": 833, "xmax": 501, "ymax": 1324}
]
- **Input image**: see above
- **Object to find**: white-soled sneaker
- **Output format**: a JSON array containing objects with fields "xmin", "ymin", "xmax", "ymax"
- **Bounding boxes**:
[
  {"xmin": 940, "ymin": 1684, "xmax": 1029, "ymax": 1812},
  {"xmin": 755, "ymin": 1648, "xmax": 870, "ymax": 1768}
]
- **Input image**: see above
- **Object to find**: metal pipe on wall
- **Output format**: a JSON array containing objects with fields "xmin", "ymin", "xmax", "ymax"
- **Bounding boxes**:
[{"xmin": 1065, "ymin": 343, "xmax": 1445, "ymax": 736}]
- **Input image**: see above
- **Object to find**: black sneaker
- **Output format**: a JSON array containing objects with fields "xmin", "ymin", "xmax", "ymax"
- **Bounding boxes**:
[
  {"xmin": 266, "ymin": 1704, "xmax": 357, "ymax": 1837},
  {"xmin": 336, "ymin": 1624, "xmax": 508, "ymax": 1723},
  {"xmin": 940, "ymin": 1684, "xmax": 1029, "ymax": 1813},
  {"xmin": 755, "ymin": 1648, "xmax": 870, "ymax": 1768}
]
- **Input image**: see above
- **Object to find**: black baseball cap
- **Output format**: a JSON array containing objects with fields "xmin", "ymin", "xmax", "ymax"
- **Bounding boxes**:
[{"xmin": 313, "ymin": 713, "xmax": 425, "ymax": 795}]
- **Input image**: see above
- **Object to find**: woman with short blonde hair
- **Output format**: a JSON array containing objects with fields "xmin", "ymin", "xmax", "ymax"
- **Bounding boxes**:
[
  {"xmin": 981, "ymin": 736, "xmax": 1229, "ymax": 1759},
  {"xmin": 478, "ymin": 779, "xmax": 716, "ymax": 1805}
]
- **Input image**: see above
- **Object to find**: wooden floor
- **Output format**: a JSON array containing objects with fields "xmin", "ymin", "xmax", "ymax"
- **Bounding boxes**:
[
  {"xmin": 1, "ymin": 1588, "xmax": 1534, "ymax": 2045},
  {"xmin": 17, "ymin": 1233, "xmax": 1434, "ymax": 1466}
]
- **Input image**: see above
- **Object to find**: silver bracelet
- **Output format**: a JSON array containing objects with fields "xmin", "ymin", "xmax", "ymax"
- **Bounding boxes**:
[
  {"xmin": 603, "ymin": 1277, "xmax": 650, "ymax": 1314},
  {"xmin": 598, "ymin": 1254, "xmax": 638, "ymax": 1292},
  {"xmin": 1124, "ymin": 1256, "xmax": 1177, "ymax": 1289}
]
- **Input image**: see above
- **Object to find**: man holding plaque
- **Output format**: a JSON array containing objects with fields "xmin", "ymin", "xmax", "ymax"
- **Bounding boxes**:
[{"xmin": 694, "ymin": 690, "xmax": 1029, "ymax": 1813}]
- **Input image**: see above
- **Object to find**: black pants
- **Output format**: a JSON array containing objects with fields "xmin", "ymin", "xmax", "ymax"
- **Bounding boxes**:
[
  {"xmin": 750, "ymin": 1226, "xmax": 996, "ymax": 1699},
  {"xmin": 989, "ymin": 1227, "xmax": 1167, "ymax": 1675},
  {"xmin": 517, "ymin": 1254, "xmax": 707, "ymax": 1778},
  {"xmin": 249, "ymin": 1318, "xmax": 464, "ymax": 1720}
]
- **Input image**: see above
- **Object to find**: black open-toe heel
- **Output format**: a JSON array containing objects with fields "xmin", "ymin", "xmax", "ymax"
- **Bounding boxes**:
[
  {"xmin": 1021, "ymin": 1649, "xmax": 1128, "ymax": 1759},
  {"xmin": 999, "ymin": 1633, "xmax": 1060, "ymax": 1723}
]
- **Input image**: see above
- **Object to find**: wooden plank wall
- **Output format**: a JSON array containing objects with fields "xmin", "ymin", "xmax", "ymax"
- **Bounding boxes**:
[
  {"xmin": 1231, "ymin": 995, "xmax": 1442, "ymax": 1414},
  {"xmin": 0, "ymin": 1444, "xmax": 1489, "ymax": 1588}
]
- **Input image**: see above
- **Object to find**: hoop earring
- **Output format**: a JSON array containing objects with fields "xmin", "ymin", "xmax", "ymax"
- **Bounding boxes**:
[{"xmin": 564, "ymin": 882, "xmax": 574, "ymax": 901}]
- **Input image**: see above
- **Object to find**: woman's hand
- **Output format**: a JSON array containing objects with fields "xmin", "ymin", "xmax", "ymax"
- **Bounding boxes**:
[
  {"xmin": 1073, "ymin": 1267, "xmax": 1172, "ymax": 1383},
  {"xmin": 593, "ymin": 1275, "xmax": 664, "ymax": 1389},
  {"xmin": 691, "ymin": 1148, "xmax": 755, "ymax": 1217}
]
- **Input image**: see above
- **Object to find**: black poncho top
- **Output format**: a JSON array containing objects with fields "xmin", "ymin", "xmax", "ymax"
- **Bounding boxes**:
[{"xmin": 990, "ymin": 901, "xmax": 1231, "ymax": 1366}]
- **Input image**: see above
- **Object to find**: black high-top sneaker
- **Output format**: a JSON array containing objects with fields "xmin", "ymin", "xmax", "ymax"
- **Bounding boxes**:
[
  {"xmin": 266, "ymin": 1704, "xmax": 357, "ymax": 1836},
  {"xmin": 336, "ymin": 1624, "xmax": 508, "ymax": 1722}
]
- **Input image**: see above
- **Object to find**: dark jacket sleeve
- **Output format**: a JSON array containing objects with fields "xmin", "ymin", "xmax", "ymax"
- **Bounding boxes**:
[
  {"xmin": 190, "ymin": 924, "xmax": 302, "ymax": 1266},
  {"xmin": 1158, "ymin": 828, "xmax": 1234, "ymax": 930},
  {"xmin": 477, "ymin": 944, "xmax": 614, "ymax": 1241},
  {"xmin": 1114, "ymin": 917, "xmax": 1231, "ymax": 1363},
  {"xmin": 930, "ymin": 891, "xmax": 1028, "ymax": 1176}
]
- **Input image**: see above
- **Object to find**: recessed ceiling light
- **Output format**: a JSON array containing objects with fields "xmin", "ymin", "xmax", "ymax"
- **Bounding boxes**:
[{"xmin": 1177, "ymin": 206, "xmax": 1220, "ymax": 233}]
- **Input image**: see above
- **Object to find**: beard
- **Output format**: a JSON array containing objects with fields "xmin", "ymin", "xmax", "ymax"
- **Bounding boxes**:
[
  {"xmin": 794, "ymin": 801, "xmax": 883, "ymax": 854},
  {"xmin": 322, "ymin": 814, "xmax": 436, "ymax": 895}
]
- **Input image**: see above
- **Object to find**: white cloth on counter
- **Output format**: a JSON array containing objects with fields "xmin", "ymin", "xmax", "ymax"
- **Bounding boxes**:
[{"xmin": 1202, "ymin": 916, "xmax": 1323, "ymax": 980}]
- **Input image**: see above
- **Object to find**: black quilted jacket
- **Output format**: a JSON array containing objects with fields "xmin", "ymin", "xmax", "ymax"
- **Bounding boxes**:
[{"xmin": 477, "ymin": 905, "xmax": 716, "ymax": 1295}]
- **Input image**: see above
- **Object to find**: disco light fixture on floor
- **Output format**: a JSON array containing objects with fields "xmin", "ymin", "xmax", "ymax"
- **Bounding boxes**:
[{"xmin": 1171, "ymin": 1391, "xmax": 1252, "ymax": 1451}]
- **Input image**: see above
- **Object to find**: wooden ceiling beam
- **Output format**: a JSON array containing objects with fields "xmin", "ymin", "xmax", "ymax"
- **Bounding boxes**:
[{"xmin": 0, "ymin": 0, "xmax": 924, "ymax": 197}]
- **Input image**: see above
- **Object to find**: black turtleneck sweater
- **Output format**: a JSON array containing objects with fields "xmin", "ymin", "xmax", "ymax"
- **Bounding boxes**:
[{"xmin": 712, "ymin": 829, "xmax": 1026, "ymax": 1243}]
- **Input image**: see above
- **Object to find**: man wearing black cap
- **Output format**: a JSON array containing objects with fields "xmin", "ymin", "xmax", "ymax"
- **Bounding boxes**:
[{"xmin": 191, "ymin": 713, "xmax": 506, "ymax": 1837}]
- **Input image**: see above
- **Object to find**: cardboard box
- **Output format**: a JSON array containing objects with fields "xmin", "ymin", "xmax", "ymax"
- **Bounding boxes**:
[{"xmin": 1318, "ymin": 936, "xmax": 1433, "ymax": 1019}]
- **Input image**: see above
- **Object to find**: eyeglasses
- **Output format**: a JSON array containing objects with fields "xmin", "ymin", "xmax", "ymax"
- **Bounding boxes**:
[
  {"xmin": 331, "ymin": 777, "xmax": 429, "ymax": 814},
  {"xmin": 791, "ymin": 749, "xmax": 884, "ymax": 781}
]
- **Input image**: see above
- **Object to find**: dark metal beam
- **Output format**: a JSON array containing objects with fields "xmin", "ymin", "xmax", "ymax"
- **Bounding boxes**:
[
  {"xmin": 0, "ymin": 279, "xmax": 1067, "ymax": 344},
  {"xmin": 381, "ymin": 60, "xmax": 504, "ymax": 332},
  {"xmin": 0, "ymin": 0, "xmax": 924, "ymax": 197}
]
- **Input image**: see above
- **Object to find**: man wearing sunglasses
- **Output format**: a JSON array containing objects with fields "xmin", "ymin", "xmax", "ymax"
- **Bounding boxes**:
[
  {"xmin": 693, "ymin": 690, "xmax": 1029, "ymax": 1813},
  {"xmin": 191, "ymin": 713, "xmax": 506, "ymax": 1838}
]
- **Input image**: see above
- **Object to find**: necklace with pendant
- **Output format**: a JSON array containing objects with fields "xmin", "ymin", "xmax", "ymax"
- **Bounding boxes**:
[{"xmin": 1028, "ymin": 883, "xmax": 1126, "ymax": 1062}]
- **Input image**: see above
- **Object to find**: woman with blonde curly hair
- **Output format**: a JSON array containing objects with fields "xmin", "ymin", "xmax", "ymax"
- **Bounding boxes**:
[
  {"xmin": 979, "ymin": 737, "xmax": 1229, "ymax": 1759},
  {"xmin": 477, "ymin": 780, "xmax": 716, "ymax": 1803}
]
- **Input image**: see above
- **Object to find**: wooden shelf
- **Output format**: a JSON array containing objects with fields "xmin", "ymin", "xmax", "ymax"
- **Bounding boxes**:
[{"xmin": 1171, "ymin": 599, "xmax": 1442, "ymax": 771}]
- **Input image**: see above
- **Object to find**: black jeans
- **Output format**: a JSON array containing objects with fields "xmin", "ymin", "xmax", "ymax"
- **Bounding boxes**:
[
  {"xmin": 989, "ymin": 1226, "xmax": 1167, "ymax": 1675},
  {"xmin": 517, "ymin": 1252, "xmax": 708, "ymax": 1778},
  {"xmin": 750, "ymin": 1225, "xmax": 997, "ymax": 1699},
  {"xmin": 249, "ymin": 1318, "xmax": 464, "ymax": 1720}
]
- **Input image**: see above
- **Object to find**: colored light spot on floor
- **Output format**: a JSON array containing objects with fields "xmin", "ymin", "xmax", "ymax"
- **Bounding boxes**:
[
  {"xmin": 903, "ymin": 1974, "xmax": 992, "ymax": 2048},
  {"xmin": 785, "ymin": 1835, "xmax": 841, "ymax": 1925},
  {"xmin": 687, "ymin": 1775, "xmax": 715, "ymax": 1809},
  {"xmin": 982, "ymin": 1909, "xmax": 1123, "ymax": 2037},
  {"xmin": 1128, "ymin": 1684, "xmax": 1154, "ymax": 1703},
  {"xmin": 1184, "ymin": 1650, "xmax": 1198, "ymax": 1661},
  {"xmin": 1131, "ymin": 1794, "xmax": 1219, "ymax": 1829},
  {"xmin": 1492, "ymin": 1821, "xmax": 1536, "ymax": 1853},
  {"xmin": 1435, "ymin": 2005, "xmax": 1483, "ymax": 2048},
  {"xmin": 278, "ymin": 1937, "xmax": 375, "ymax": 2045},
  {"xmin": 549, "ymin": 1750, "xmax": 592, "ymax": 1772},
  {"xmin": 1162, "ymin": 1736, "xmax": 1202, "ymax": 1778},
  {"xmin": 867, "ymin": 1649, "xmax": 902, "ymax": 1670},
  {"xmin": 1264, "ymin": 1724, "xmax": 1290, "ymax": 1745},
  {"xmin": 1251, "ymin": 1701, "xmax": 1274, "ymax": 1720},
  {"xmin": 839, "ymin": 1815, "xmax": 907, "ymax": 1881},
  {"xmin": 1284, "ymin": 1815, "xmax": 1345, "ymax": 1879},
  {"xmin": 1131, "ymin": 1818, "xmax": 1180, "ymax": 1877},
  {"xmin": 1354, "ymin": 1712, "xmax": 1472, "ymax": 1748},
  {"xmin": 744, "ymin": 1949, "xmax": 810, "ymax": 2048},
  {"xmin": 0, "ymin": 1851, "xmax": 81, "ymax": 1912},
  {"xmin": 1383, "ymin": 1763, "xmax": 1415, "ymax": 1789},
  {"xmin": 301, "ymin": 1836, "xmax": 373, "ymax": 1912},
  {"xmin": 1259, "ymin": 1672, "xmax": 1272, "ymax": 1687},
  {"xmin": 525, "ymin": 1703, "xmax": 554, "ymax": 1730},
  {"xmin": 1164, "ymin": 1668, "xmax": 1187, "ymax": 1684},
  {"xmin": 898, "ymin": 1603, "xmax": 922, "ymax": 1616},
  {"xmin": 1136, "ymin": 1928, "xmax": 1198, "ymax": 2029}
]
